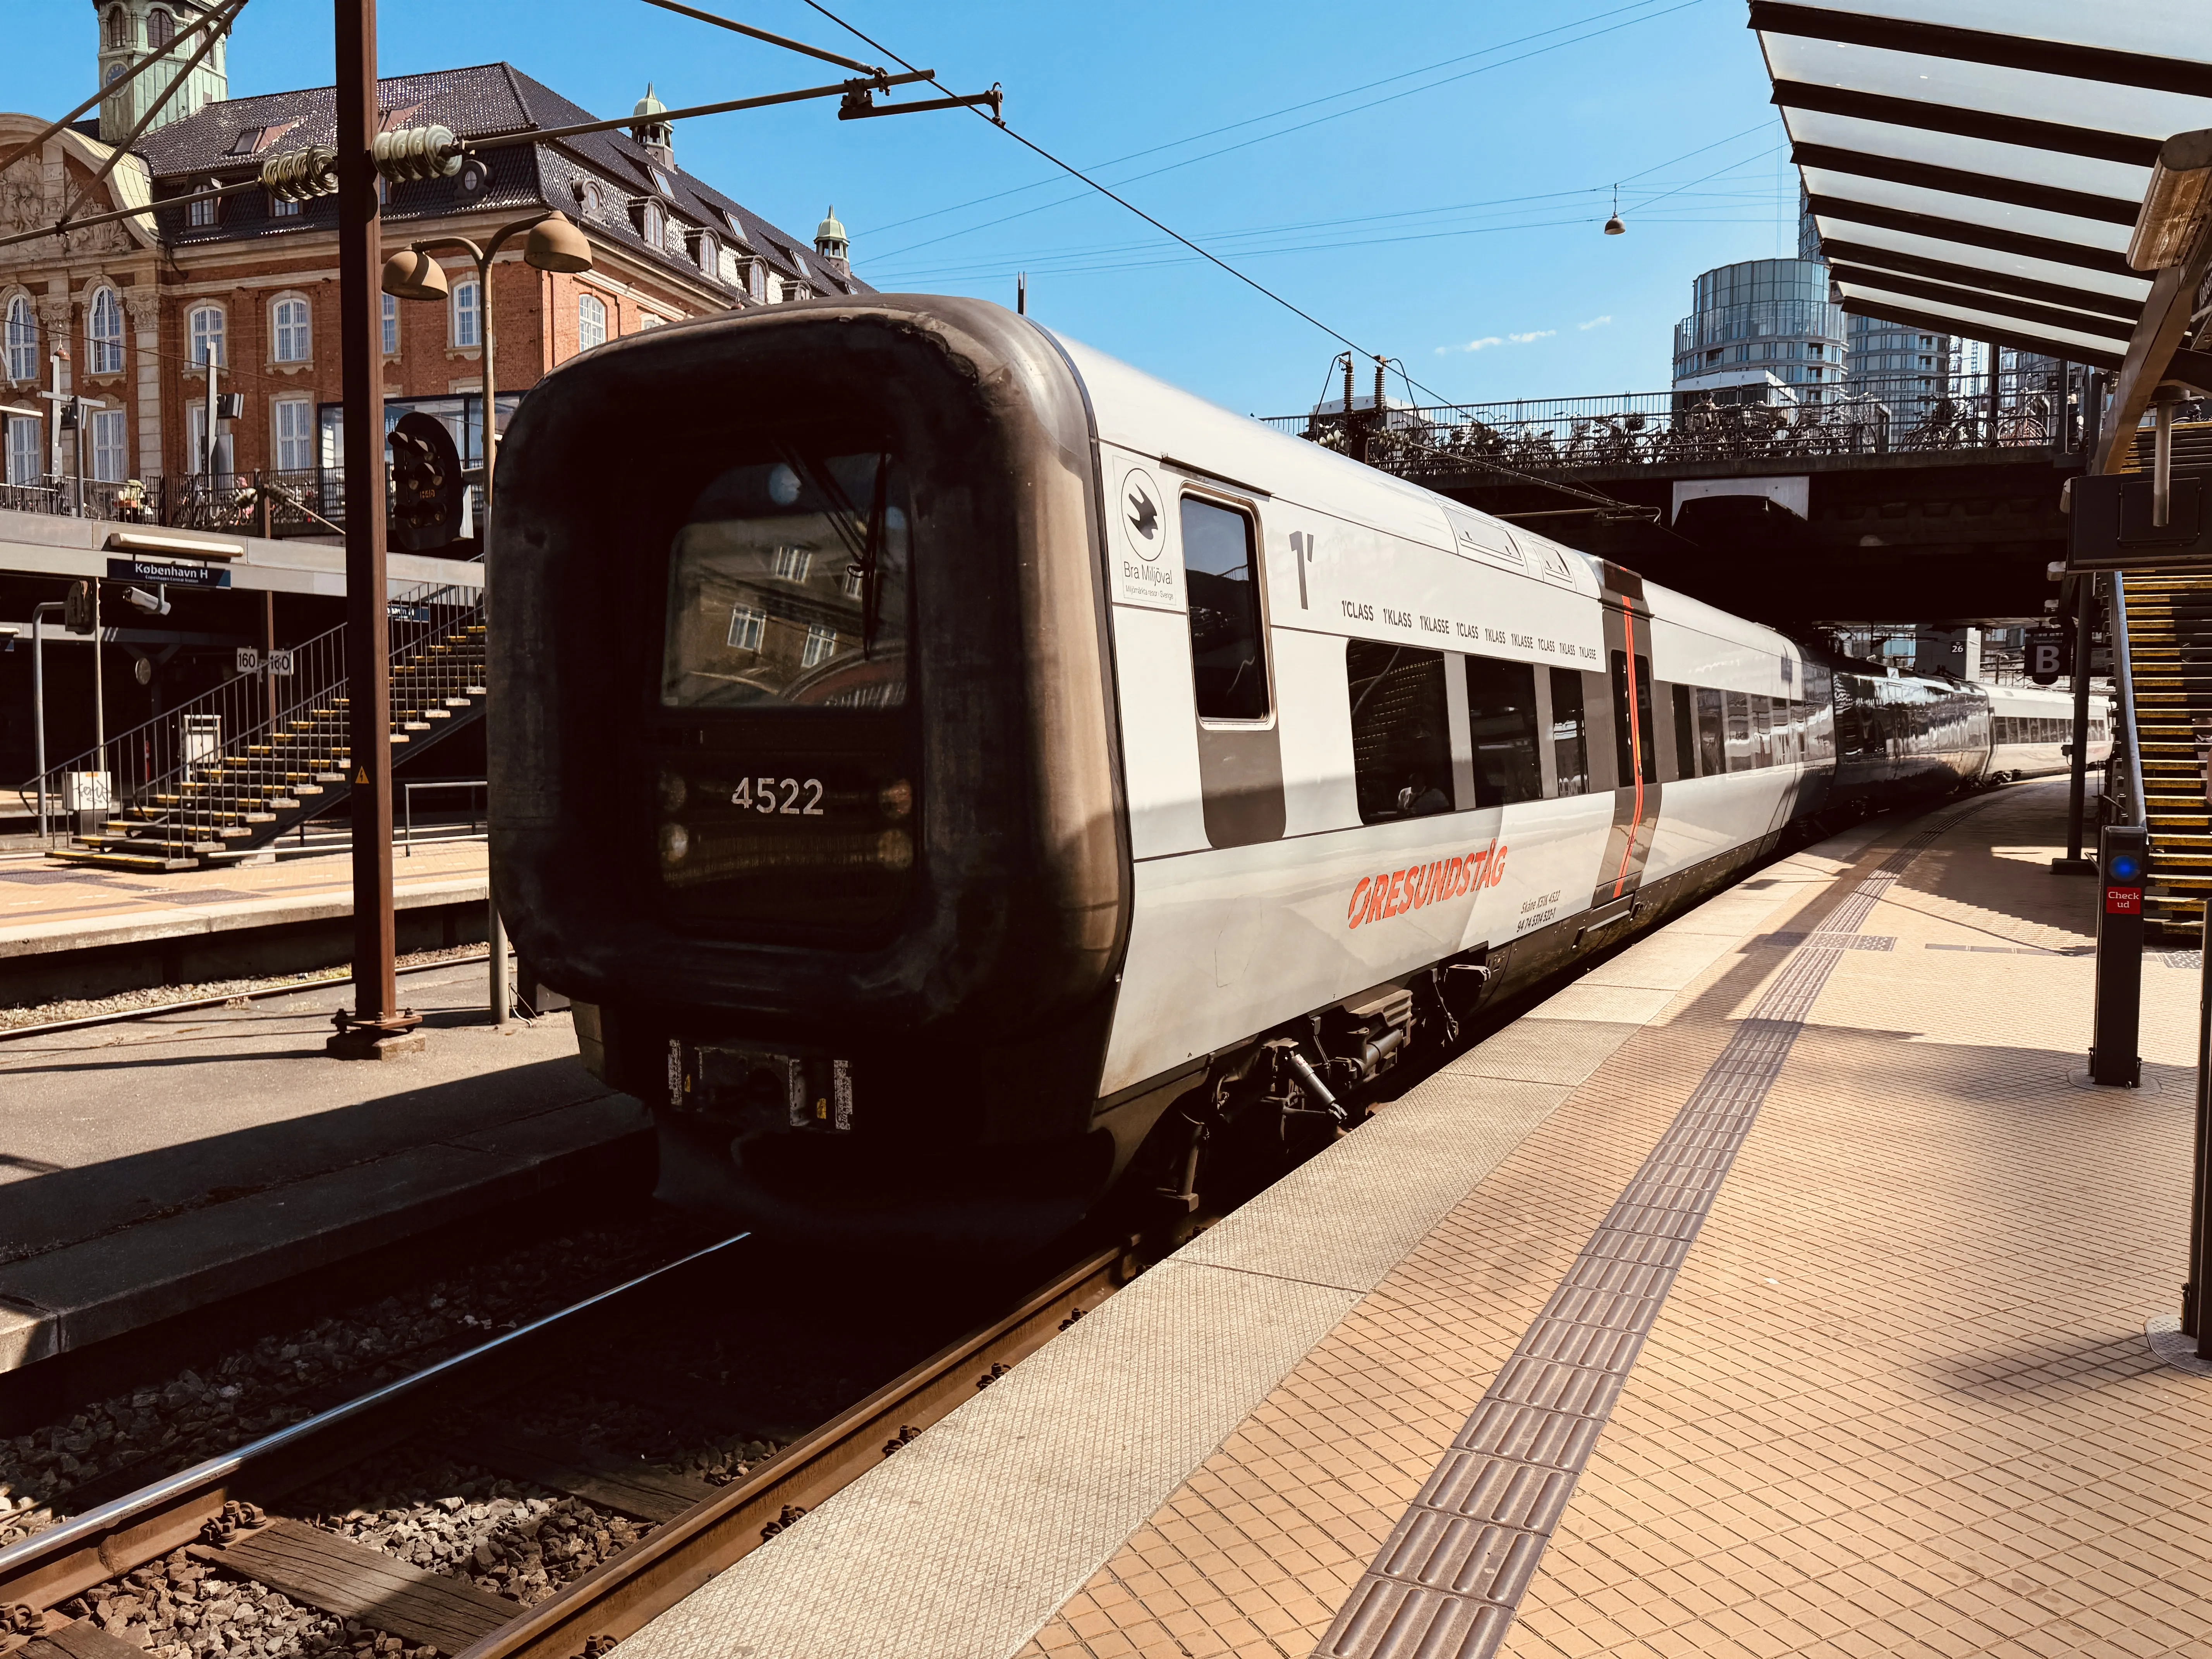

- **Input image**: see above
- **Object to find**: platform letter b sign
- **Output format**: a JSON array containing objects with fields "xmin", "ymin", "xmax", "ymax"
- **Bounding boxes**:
[{"xmin": 2027, "ymin": 628, "xmax": 2064, "ymax": 685}]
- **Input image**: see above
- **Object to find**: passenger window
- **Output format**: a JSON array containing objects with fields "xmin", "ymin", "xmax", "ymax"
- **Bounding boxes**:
[
  {"xmin": 1346, "ymin": 641, "xmax": 1454, "ymax": 823},
  {"xmin": 1181, "ymin": 496, "xmax": 1268, "ymax": 721},
  {"xmin": 1751, "ymin": 695, "xmax": 1774, "ymax": 768},
  {"xmin": 1465, "ymin": 655, "xmax": 1542, "ymax": 806},
  {"xmin": 1672, "ymin": 684, "xmax": 1695, "ymax": 779},
  {"xmin": 1609, "ymin": 649, "xmax": 1657, "ymax": 786},
  {"xmin": 1695, "ymin": 687, "xmax": 1724, "ymax": 776},
  {"xmin": 1725, "ymin": 690, "xmax": 1752, "ymax": 771},
  {"xmin": 1549, "ymin": 665, "xmax": 1589, "ymax": 796}
]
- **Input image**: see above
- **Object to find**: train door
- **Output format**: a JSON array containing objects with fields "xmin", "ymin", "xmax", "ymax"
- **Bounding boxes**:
[
  {"xmin": 1592, "ymin": 562, "xmax": 1661, "ymax": 912},
  {"xmin": 1176, "ymin": 484, "xmax": 1285, "ymax": 848}
]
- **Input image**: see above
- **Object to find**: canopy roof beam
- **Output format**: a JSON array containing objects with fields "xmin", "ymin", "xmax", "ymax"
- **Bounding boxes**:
[
  {"xmin": 1838, "ymin": 298, "xmax": 2124, "ymax": 371},
  {"xmin": 2095, "ymin": 251, "xmax": 2212, "ymax": 472},
  {"xmin": 1794, "ymin": 142, "xmax": 2142, "ymax": 227},
  {"xmin": 1771, "ymin": 80, "xmax": 2162, "ymax": 167},
  {"xmin": 1827, "ymin": 263, "xmax": 2138, "ymax": 345},
  {"xmin": 1807, "ymin": 193, "xmax": 2138, "ymax": 276},
  {"xmin": 1750, "ymin": 2, "xmax": 2212, "ymax": 98},
  {"xmin": 1818, "ymin": 239, "xmax": 2145, "ymax": 321}
]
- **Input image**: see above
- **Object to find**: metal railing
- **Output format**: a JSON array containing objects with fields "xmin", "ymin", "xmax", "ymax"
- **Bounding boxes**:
[
  {"xmin": 15, "ymin": 577, "xmax": 484, "ymax": 858},
  {"xmin": 1265, "ymin": 371, "xmax": 2080, "ymax": 476},
  {"xmin": 0, "ymin": 469, "xmax": 351, "ymax": 536}
]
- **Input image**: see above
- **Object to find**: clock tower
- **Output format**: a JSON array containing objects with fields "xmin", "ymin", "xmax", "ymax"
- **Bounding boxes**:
[{"xmin": 94, "ymin": 2, "xmax": 229, "ymax": 147}]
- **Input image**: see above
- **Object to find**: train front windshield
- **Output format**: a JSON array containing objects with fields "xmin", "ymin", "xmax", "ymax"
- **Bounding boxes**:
[{"xmin": 662, "ymin": 452, "xmax": 910, "ymax": 711}]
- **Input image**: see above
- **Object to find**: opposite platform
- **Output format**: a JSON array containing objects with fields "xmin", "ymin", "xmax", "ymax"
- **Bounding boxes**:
[{"xmin": 611, "ymin": 779, "xmax": 2210, "ymax": 1659}]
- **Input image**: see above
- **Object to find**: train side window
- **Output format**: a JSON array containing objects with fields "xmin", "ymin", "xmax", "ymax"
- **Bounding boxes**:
[
  {"xmin": 1464, "ymin": 654, "xmax": 1543, "ymax": 806},
  {"xmin": 1725, "ymin": 690, "xmax": 1752, "ymax": 771},
  {"xmin": 1347, "ymin": 641, "xmax": 1454, "ymax": 822},
  {"xmin": 1608, "ymin": 649, "xmax": 1658, "ymax": 786},
  {"xmin": 1751, "ymin": 696, "xmax": 1774, "ymax": 768},
  {"xmin": 1180, "ymin": 495, "xmax": 1269, "ymax": 722},
  {"xmin": 1549, "ymin": 665, "xmax": 1589, "ymax": 796},
  {"xmin": 1695, "ymin": 687, "xmax": 1724, "ymax": 775},
  {"xmin": 1672, "ymin": 684, "xmax": 1695, "ymax": 778}
]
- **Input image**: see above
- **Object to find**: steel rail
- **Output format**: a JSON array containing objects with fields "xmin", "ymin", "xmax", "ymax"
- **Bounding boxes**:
[
  {"xmin": 0, "ymin": 947, "xmax": 493, "ymax": 1045},
  {"xmin": 0, "ymin": 1235, "xmax": 752, "ymax": 1614},
  {"xmin": 0, "ymin": 1238, "xmax": 1124, "ymax": 1656},
  {"xmin": 448, "ymin": 1243, "xmax": 1129, "ymax": 1659}
]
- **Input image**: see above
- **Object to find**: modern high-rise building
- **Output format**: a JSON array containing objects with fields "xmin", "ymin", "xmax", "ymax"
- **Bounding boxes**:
[
  {"xmin": 1670, "ymin": 258, "xmax": 1848, "ymax": 405},
  {"xmin": 1843, "ymin": 316, "xmax": 1953, "ymax": 426}
]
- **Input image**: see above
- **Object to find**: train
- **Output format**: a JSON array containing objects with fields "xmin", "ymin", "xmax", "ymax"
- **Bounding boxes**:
[{"xmin": 488, "ymin": 295, "xmax": 2111, "ymax": 1249}]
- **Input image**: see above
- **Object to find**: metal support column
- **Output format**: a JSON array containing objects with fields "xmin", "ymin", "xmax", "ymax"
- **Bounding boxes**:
[
  {"xmin": 327, "ymin": 0, "xmax": 420, "ymax": 1058},
  {"xmin": 2190, "ymin": 904, "xmax": 2212, "ymax": 1345}
]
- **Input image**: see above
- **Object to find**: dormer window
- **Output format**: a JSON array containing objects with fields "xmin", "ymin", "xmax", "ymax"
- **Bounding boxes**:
[
  {"xmin": 573, "ymin": 179, "xmax": 604, "ymax": 218},
  {"xmin": 698, "ymin": 230, "xmax": 718, "ymax": 276},
  {"xmin": 639, "ymin": 199, "xmax": 665, "ymax": 244},
  {"xmin": 228, "ymin": 126, "xmax": 266, "ymax": 156},
  {"xmin": 187, "ymin": 180, "xmax": 222, "ymax": 227}
]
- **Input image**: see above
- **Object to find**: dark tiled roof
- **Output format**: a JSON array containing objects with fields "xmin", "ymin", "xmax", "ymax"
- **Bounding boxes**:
[{"xmin": 130, "ymin": 62, "xmax": 868, "ymax": 298}]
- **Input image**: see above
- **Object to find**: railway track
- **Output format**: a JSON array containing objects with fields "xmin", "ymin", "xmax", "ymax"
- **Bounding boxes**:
[{"xmin": 0, "ymin": 1238, "xmax": 1127, "ymax": 1659}]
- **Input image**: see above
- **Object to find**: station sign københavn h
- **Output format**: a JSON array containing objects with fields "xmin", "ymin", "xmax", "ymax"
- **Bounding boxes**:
[{"xmin": 106, "ymin": 555, "xmax": 232, "ymax": 588}]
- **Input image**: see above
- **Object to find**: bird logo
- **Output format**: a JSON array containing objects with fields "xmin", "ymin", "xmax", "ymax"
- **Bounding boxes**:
[{"xmin": 1127, "ymin": 483, "xmax": 1158, "ymax": 542}]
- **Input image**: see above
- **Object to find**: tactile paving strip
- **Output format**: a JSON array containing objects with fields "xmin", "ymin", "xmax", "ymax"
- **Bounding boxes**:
[{"xmin": 1315, "ymin": 810, "xmax": 1985, "ymax": 1659}]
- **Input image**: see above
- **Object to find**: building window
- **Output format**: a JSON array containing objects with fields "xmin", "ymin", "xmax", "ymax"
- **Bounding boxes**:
[
  {"xmin": 727, "ymin": 605, "xmax": 766, "ymax": 651},
  {"xmin": 843, "ymin": 565, "xmax": 865, "ymax": 599},
  {"xmin": 637, "ymin": 313, "xmax": 665, "ymax": 330},
  {"xmin": 87, "ymin": 287, "xmax": 124, "ymax": 374},
  {"xmin": 578, "ymin": 293, "xmax": 606, "ymax": 351},
  {"xmin": 699, "ymin": 230, "xmax": 719, "ymax": 275},
  {"xmin": 651, "ymin": 169, "xmax": 673, "ymax": 198},
  {"xmin": 269, "ymin": 192, "xmax": 300, "ymax": 218},
  {"xmin": 90, "ymin": 408, "xmax": 127, "ymax": 483},
  {"xmin": 452, "ymin": 278, "xmax": 480, "ymax": 349},
  {"xmin": 641, "ymin": 200, "xmax": 665, "ymax": 245},
  {"xmin": 801, "ymin": 624, "xmax": 838, "ymax": 668},
  {"xmin": 148, "ymin": 8, "xmax": 175, "ymax": 47},
  {"xmin": 773, "ymin": 543, "xmax": 812, "ymax": 582},
  {"xmin": 3, "ymin": 294, "xmax": 33, "ymax": 380},
  {"xmin": 106, "ymin": 6, "xmax": 129, "ymax": 48},
  {"xmin": 5, "ymin": 413, "xmax": 40, "ymax": 485},
  {"xmin": 271, "ymin": 295, "xmax": 310, "ymax": 362},
  {"xmin": 575, "ymin": 179, "xmax": 603, "ymax": 217},
  {"xmin": 187, "ymin": 184, "xmax": 220, "ymax": 227},
  {"xmin": 382, "ymin": 292, "xmax": 399, "ymax": 356},
  {"xmin": 188, "ymin": 304, "xmax": 225, "ymax": 366},
  {"xmin": 274, "ymin": 397, "xmax": 314, "ymax": 471}
]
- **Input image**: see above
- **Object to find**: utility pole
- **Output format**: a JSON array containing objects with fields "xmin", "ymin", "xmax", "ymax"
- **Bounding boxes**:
[{"xmin": 328, "ymin": 0, "xmax": 420, "ymax": 1059}]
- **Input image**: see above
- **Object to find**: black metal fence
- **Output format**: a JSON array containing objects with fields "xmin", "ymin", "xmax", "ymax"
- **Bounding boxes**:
[
  {"xmin": 1264, "ymin": 371, "xmax": 2083, "ymax": 477},
  {"xmin": 1, "ymin": 469, "xmax": 348, "ymax": 536}
]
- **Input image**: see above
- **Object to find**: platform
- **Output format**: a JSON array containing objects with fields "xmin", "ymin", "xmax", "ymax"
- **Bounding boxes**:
[
  {"xmin": 0, "ymin": 953, "xmax": 647, "ymax": 1374},
  {"xmin": 615, "ymin": 778, "xmax": 2210, "ymax": 1659},
  {"xmin": 0, "ymin": 839, "xmax": 488, "ymax": 1007}
]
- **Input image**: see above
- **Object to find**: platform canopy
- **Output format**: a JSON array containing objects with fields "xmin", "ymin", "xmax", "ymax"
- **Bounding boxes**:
[{"xmin": 1753, "ymin": 1, "xmax": 2212, "ymax": 468}]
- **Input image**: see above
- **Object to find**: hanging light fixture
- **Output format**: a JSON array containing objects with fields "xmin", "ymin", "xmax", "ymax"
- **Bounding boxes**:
[{"xmin": 1603, "ymin": 183, "xmax": 1625, "ymax": 236}]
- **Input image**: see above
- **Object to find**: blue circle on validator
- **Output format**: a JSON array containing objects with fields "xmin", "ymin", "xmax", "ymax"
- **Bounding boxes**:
[{"xmin": 2110, "ymin": 854, "xmax": 2142, "ymax": 882}]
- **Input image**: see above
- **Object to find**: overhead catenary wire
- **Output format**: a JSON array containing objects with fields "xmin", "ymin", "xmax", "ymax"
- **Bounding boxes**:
[{"xmin": 860, "ymin": 0, "xmax": 1713, "ymax": 242}]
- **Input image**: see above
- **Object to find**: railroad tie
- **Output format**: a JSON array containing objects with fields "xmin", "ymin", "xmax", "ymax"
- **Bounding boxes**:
[
  {"xmin": 436, "ymin": 1431, "xmax": 715, "ymax": 1524},
  {"xmin": 23, "ymin": 1620, "xmax": 152, "ymax": 1659},
  {"xmin": 189, "ymin": 1520, "xmax": 519, "ymax": 1656}
]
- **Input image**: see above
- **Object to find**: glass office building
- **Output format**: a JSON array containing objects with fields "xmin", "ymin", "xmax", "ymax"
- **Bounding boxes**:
[{"xmin": 1671, "ymin": 259, "xmax": 1849, "ymax": 405}]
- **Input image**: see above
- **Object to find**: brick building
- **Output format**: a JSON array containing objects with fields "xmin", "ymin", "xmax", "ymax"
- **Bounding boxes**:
[{"xmin": 0, "ymin": 0, "xmax": 868, "ymax": 508}]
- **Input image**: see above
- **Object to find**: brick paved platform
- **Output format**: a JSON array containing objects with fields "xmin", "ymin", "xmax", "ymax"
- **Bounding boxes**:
[{"xmin": 618, "ymin": 780, "xmax": 2212, "ymax": 1659}]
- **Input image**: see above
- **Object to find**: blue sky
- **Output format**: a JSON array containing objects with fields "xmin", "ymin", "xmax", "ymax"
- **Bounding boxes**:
[{"xmin": 3, "ymin": 0, "xmax": 1798, "ymax": 416}]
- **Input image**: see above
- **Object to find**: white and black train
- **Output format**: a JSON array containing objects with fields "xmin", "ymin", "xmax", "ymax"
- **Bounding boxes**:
[{"xmin": 489, "ymin": 296, "xmax": 2110, "ymax": 1247}]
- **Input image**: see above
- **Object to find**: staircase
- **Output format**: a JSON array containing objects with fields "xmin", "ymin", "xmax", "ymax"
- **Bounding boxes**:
[
  {"xmin": 2121, "ymin": 571, "xmax": 2212, "ymax": 935},
  {"xmin": 32, "ymin": 581, "xmax": 486, "ymax": 872}
]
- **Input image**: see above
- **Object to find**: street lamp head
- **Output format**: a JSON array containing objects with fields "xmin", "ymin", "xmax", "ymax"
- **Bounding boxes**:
[
  {"xmin": 524, "ymin": 213, "xmax": 594, "ymax": 274},
  {"xmin": 382, "ymin": 248, "xmax": 451, "ymax": 303}
]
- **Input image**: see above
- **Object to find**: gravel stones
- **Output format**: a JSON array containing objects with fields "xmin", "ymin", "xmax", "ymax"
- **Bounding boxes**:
[{"xmin": 54, "ymin": 1547, "xmax": 350, "ymax": 1659}]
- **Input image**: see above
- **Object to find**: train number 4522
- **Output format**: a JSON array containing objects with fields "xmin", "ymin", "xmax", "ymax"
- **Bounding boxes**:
[{"xmin": 730, "ymin": 776, "xmax": 826, "ymax": 816}]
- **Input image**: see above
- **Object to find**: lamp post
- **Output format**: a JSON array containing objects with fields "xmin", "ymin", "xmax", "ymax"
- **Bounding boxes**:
[{"xmin": 383, "ymin": 211, "xmax": 592, "ymax": 1027}]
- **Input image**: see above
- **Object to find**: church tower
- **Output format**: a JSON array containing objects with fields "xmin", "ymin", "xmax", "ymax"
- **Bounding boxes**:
[
  {"xmin": 630, "ymin": 86, "xmax": 675, "ymax": 170},
  {"xmin": 94, "ymin": 2, "xmax": 230, "ymax": 148}
]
